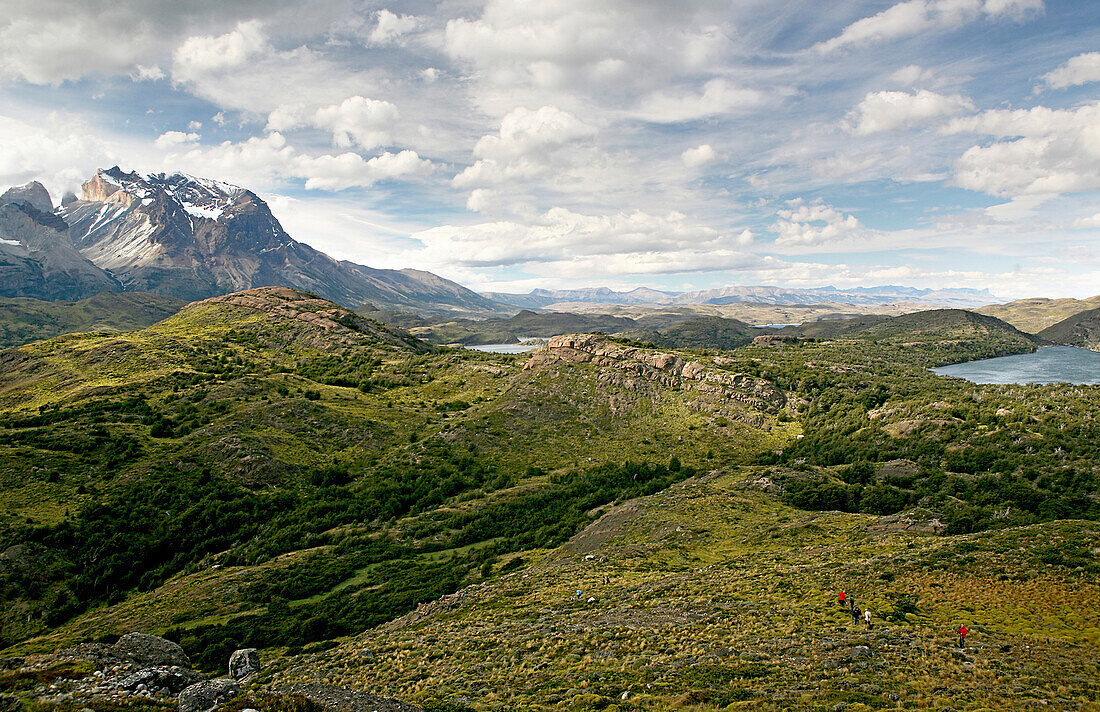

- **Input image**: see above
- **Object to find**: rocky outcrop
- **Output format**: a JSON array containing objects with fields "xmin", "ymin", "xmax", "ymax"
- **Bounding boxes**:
[
  {"xmin": 277, "ymin": 684, "xmax": 422, "ymax": 712},
  {"xmin": 228, "ymin": 648, "xmax": 259, "ymax": 681},
  {"xmin": 112, "ymin": 632, "xmax": 191, "ymax": 668},
  {"xmin": 178, "ymin": 678, "xmax": 239, "ymax": 712},
  {"xmin": 868, "ymin": 511, "xmax": 947, "ymax": 536},
  {"xmin": 524, "ymin": 334, "xmax": 786, "ymax": 413}
]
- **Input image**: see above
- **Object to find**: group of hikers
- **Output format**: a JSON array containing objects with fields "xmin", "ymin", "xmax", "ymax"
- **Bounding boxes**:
[{"xmin": 837, "ymin": 591, "xmax": 969, "ymax": 647}]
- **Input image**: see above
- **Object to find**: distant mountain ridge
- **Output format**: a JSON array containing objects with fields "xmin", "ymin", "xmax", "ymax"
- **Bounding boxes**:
[
  {"xmin": 485, "ymin": 284, "xmax": 996, "ymax": 309},
  {"xmin": 0, "ymin": 169, "xmax": 504, "ymax": 316}
]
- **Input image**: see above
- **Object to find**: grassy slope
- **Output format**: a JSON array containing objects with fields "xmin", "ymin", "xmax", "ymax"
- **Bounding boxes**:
[
  {"xmin": 1038, "ymin": 307, "xmax": 1100, "ymax": 350},
  {"xmin": 268, "ymin": 470, "xmax": 1100, "ymax": 711},
  {"xmin": 0, "ymin": 292, "xmax": 185, "ymax": 348},
  {"xmin": 977, "ymin": 295, "xmax": 1100, "ymax": 333},
  {"xmin": 0, "ymin": 290, "xmax": 790, "ymax": 656}
]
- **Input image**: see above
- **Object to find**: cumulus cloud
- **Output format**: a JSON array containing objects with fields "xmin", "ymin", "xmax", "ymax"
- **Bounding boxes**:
[
  {"xmin": 815, "ymin": 0, "xmax": 1044, "ymax": 54},
  {"xmin": 1041, "ymin": 52, "xmax": 1100, "ymax": 89},
  {"xmin": 172, "ymin": 20, "xmax": 267, "ymax": 83},
  {"xmin": 163, "ymin": 132, "xmax": 432, "ymax": 191},
  {"xmin": 0, "ymin": 113, "xmax": 123, "ymax": 197},
  {"xmin": 945, "ymin": 102, "xmax": 1100, "ymax": 197},
  {"xmin": 153, "ymin": 130, "xmax": 201, "ymax": 149},
  {"xmin": 453, "ymin": 106, "xmax": 598, "ymax": 188},
  {"xmin": 1072, "ymin": 212, "xmax": 1100, "ymax": 229},
  {"xmin": 369, "ymin": 9, "xmax": 419, "ymax": 44},
  {"xmin": 266, "ymin": 96, "xmax": 400, "ymax": 149},
  {"xmin": 681, "ymin": 144, "xmax": 718, "ymax": 168},
  {"xmin": 634, "ymin": 78, "xmax": 765, "ymax": 123},
  {"xmin": 848, "ymin": 89, "xmax": 974, "ymax": 134},
  {"xmin": 771, "ymin": 199, "xmax": 866, "ymax": 246},
  {"xmin": 295, "ymin": 150, "xmax": 432, "ymax": 190}
]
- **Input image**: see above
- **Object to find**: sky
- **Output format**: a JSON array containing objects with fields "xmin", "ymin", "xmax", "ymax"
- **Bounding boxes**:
[{"xmin": 0, "ymin": 0, "xmax": 1098, "ymax": 299}]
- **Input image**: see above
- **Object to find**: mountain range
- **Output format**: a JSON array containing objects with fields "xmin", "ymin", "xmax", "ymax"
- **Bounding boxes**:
[
  {"xmin": 485, "ymin": 284, "xmax": 998, "ymax": 309},
  {"xmin": 1, "ymin": 169, "xmax": 501, "ymax": 316}
]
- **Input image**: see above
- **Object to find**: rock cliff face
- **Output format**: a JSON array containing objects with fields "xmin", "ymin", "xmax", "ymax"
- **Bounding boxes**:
[
  {"xmin": 525, "ymin": 333, "xmax": 786, "ymax": 413},
  {"xmin": 0, "ymin": 194, "xmax": 120, "ymax": 300},
  {"xmin": 0, "ymin": 181, "xmax": 54, "ymax": 212}
]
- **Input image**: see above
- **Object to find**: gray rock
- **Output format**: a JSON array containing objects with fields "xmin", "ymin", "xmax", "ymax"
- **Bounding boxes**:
[
  {"xmin": 119, "ymin": 666, "xmax": 204, "ymax": 695},
  {"xmin": 1, "ymin": 182, "xmax": 53, "ymax": 212},
  {"xmin": 178, "ymin": 679, "xmax": 239, "ymax": 712},
  {"xmin": 851, "ymin": 645, "xmax": 873, "ymax": 659},
  {"xmin": 228, "ymin": 649, "xmax": 260, "ymax": 681},
  {"xmin": 112, "ymin": 633, "xmax": 191, "ymax": 669}
]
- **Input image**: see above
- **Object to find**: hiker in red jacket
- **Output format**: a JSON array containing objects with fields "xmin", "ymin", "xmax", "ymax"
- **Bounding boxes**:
[
  {"xmin": 957, "ymin": 624, "xmax": 969, "ymax": 648},
  {"xmin": 838, "ymin": 590, "xmax": 847, "ymax": 608}
]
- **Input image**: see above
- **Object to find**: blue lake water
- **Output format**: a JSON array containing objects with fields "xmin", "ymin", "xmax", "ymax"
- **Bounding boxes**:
[
  {"xmin": 932, "ymin": 346, "xmax": 1100, "ymax": 385},
  {"xmin": 467, "ymin": 343, "xmax": 540, "ymax": 354}
]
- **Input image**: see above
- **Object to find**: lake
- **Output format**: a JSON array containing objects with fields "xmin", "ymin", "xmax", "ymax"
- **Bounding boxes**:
[
  {"xmin": 467, "ymin": 343, "xmax": 540, "ymax": 354},
  {"xmin": 932, "ymin": 346, "xmax": 1100, "ymax": 385}
]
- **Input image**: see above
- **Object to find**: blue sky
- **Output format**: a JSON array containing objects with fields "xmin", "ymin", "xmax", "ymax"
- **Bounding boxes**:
[{"xmin": 1, "ymin": 0, "xmax": 1098, "ymax": 298}]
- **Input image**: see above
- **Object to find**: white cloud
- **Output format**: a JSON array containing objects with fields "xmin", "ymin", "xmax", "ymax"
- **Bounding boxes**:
[
  {"xmin": 153, "ymin": 131, "xmax": 201, "ymax": 149},
  {"xmin": 0, "ymin": 113, "xmax": 124, "ymax": 198},
  {"xmin": 172, "ymin": 20, "xmax": 267, "ymax": 83},
  {"xmin": 164, "ymin": 132, "xmax": 431, "ymax": 191},
  {"xmin": 313, "ymin": 96, "xmax": 400, "ymax": 149},
  {"xmin": 420, "ymin": 67, "xmax": 439, "ymax": 83},
  {"xmin": 634, "ymin": 78, "xmax": 765, "ymax": 123},
  {"xmin": 131, "ymin": 64, "xmax": 165, "ymax": 81},
  {"xmin": 369, "ymin": 10, "xmax": 419, "ymax": 44},
  {"xmin": 848, "ymin": 89, "xmax": 974, "ymax": 134},
  {"xmin": 1041, "ymin": 52, "xmax": 1100, "ymax": 90},
  {"xmin": 815, "ymin": 0, "xmax": 1044, "ymax": 54},
  {"xmin": 454, "ymin": 106, "xmax": 598, "ymax": 188},
  {"xmin": 1072, "ymin": 212, "xmax": 1100, "ymax": 229},
  {"xmin": 681, "ymin": 144, "xmax": 718, "ymax": 168},
  {"xmin": 888, "ymin": 64, "xmax": 935, "ymax": 85},
  {"xmin": 187, "ymin": 120, "xmax": 203, "ymax": 131},
  {"xmin": 295, "ymin": 150, "xmax": 432, "ymax": 190},
  {"xmin": 771, "ymin": 199, "xmax": 866, "ymax": 246},
  {"xmin": 946, "ymin": 102, "xmax": 1100, "ymax": 197},
  {"xmin": 266, "ymin": 96, "xmax": 400, "ymax": 149},
  {"xmin": 411, "ymin": 207, "xmax": 743, "ymax": 272}
]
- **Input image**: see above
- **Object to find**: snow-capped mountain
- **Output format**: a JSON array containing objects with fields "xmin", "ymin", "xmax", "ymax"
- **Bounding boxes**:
[{"xmin": 36, "ymin": 167, "xmax": 502, "ymax": 313}]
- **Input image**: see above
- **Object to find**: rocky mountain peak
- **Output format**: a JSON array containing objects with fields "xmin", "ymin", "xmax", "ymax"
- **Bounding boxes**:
[{"xmin": 1, "ymin": 180, "xmax": 53, "ymax": 212}]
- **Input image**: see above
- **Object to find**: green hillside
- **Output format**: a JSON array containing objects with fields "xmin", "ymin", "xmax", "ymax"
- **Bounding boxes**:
[
  {"xmin": 620, "ymin": 316, "xmax": 760, "ymax": 350},
  {"xmin": 977, "ymin": 295, "xmax": 1100, "ymax": 333},
  {"xmin": 1038, "ymin": 307, "xmax": 1100, "ymax": 350},
  {"xmin": 1, "ymin": 289, "xmax": 1097, "ymax": 712},
  {"xmin": 0, "ymin": 292, "xmax": 185, "ymax": 348}
]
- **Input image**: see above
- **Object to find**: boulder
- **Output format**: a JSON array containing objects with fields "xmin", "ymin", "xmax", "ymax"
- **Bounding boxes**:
[
  {"xmin": 178, "ymin": 679, "xmax": 239, "ymax": 712},
  {"xmin": 228, "ymin": 648, "xmax": 260, "ymax": 681},
  {"xmin": 112, "ymin": 633, "xmax": 191, "ymax": 668},
  {"xmin": 119, "ymin": 666, "xmax": 204, "ymax": 695},
  {"xmin": 850, "ymin": 646, "xmax": 873, "ymax": 659}
]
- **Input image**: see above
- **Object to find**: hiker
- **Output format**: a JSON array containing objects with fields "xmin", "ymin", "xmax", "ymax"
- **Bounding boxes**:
[
  {"xmin": 851, "ymin": 605, "xmax": 861, "ymax": 625},
  {"xmin": 838, "ymin": 590, "xmax": 846, "ymax": 608},
  {"xmin": 864, "ymin": 608, "xmax": 873, "ymax": 630},
  {"xmin": 957, "ymin": 624, "xmax": 968, "ymax": 648}
]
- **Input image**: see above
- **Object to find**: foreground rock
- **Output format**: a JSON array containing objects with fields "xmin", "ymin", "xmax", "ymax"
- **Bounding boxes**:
[
  {"xmin": 178, "ymin": 678, "xmax": 239, "ymax": 712},
  {"xmin": 228, "ymin": 648, "xmax": 260, "ymax": 681},
  {"xmin": 113, "ymin": 632, "xmax": 191, "ymax": 668}
]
